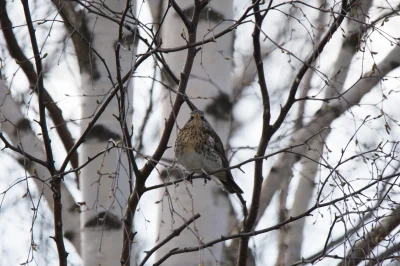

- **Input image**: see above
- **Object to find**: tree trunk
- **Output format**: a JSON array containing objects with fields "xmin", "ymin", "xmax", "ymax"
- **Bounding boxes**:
[
  {"xmin": 0, "ymin": 80, "xmax": 81, "ymax": 253},
  {"xmin": 78, "ymin": 0, "xmax": 136, "ymax": 265},
  {"xmin": 277, "ymin": 1, "xmax": 375, "ymax": 264},
  {"xmin": 154, "ymin": 1, "xmax": 237, "ymax": 265}
]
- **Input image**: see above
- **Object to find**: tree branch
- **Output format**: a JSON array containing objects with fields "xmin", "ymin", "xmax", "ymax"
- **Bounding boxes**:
[
  {"xmin": 0, "ymin": 133, "xmax": 48, "ymax": 167},
  {"xmin": 120, "ymin": 1, "xmax": 208, "ymax": 264},
  {"xmin": 237, "ymin": 0, "xmax": 272, "ymax": 264},
  {"xmin": 153, "ymin": 171, "xmax": 400, "ymax": 264},
  {"xmin": 338, "ymin": 205, "xmax": 400, "ymax": 266},
  {"xmin": 255, "ymin": 0, "xmax": 364, "ymax": 228},
  {"xmin": 139, "ymin": 213, "xmax": 201, "ymax": 266},
  {"xmin": 365, "ymin": 242, "xmax": 400, "ymax": 266},
  {"xmin": 271, "ymin": 0, "xmax": 353, "ymax": 132},
  {"xmin": 21, "ymin": 1, "xmax": 66, "ymax": 265},
  {"xmin": 0, "ymin": 0, "xmax": 78, "ymax": 172}
]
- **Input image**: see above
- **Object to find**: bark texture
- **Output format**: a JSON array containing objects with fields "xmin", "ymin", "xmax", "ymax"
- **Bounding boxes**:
[{"xmin": 155, "ymin": 1, "xmax": 237, "ymax": 265}]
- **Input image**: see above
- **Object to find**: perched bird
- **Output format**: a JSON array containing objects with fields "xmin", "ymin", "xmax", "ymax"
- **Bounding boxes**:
[{"xmin": 175, "ymin": 110, "xmax": 243, "ymax": 194}]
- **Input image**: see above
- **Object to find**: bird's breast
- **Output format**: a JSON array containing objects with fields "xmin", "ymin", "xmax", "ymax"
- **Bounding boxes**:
[
  {"xmin": 178, "ymin": 150, "xmax": 222, "ymax": 174},
  {"xmin": 183, "ymin": 142, "xmax": 196, "ymax": 153},
  {"xmin": 178, "ymin": 128, "xmax": 205, "ymax": 152}
]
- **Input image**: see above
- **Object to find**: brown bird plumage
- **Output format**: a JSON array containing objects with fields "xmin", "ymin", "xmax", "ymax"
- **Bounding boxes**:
[{"xmin": 175, "ymin": 110, "xmax": 243, "ymax": 194}]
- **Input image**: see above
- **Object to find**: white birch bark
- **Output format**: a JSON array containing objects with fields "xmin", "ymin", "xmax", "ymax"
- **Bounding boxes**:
[
  {"xmin": 338, "ymin": 204, "xmax": 400, "ymax": 266},
  {"xmin": 155, "ymin": 1, "xmax": 234, "ymax": 265},
  {"xmin": 79, "ymin": 1, "xmax": 135, "ymax": 265},
  {"xmin": 259, "ymin": 0, "xmax": 375, "ymax": 225},
  {"xmin": 277, "ymin": 2, "xmax": 375, "ymax": 264},
  {"xmin": 273, "ymin": 43, "xmax": 400, "ymax": 266},
  {"xmin": 0, "ymin": 80, "xmax": 80, "ymax": 252},
  {"xmin": 327, "ymin": 0, "xmax": 374, "ymax": 99}
]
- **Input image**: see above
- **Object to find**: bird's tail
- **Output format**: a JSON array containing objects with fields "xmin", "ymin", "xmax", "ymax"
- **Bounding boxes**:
[
  {"xmin": 221, "ymin": 171, "xmax": 243, "ymax": 194},
  {"xmin": 230, "ymin": 179, "xmax": 244, "ymax": 194}
]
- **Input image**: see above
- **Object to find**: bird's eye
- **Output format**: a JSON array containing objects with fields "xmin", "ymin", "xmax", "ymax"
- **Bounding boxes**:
[{"xmin": 201, "ymin": 116, "xmax": 205, "ymax": 120}]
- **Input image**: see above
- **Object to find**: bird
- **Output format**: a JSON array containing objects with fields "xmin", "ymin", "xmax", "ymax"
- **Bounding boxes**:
[{"xmin": 175, "ymin": 109, "xmax": 243, "ymax": 194}]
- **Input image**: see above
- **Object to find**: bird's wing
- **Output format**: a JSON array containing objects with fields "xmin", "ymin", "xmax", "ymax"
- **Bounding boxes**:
[
  {"xmin": 208, "ymin": 128, "xmax": 230, "ymax": 177},
  {"xmin": 208, "ymin": 127, "xmax": 244, "ymax": 194}
]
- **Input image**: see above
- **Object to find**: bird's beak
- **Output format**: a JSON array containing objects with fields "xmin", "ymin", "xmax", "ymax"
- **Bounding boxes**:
[{"xmin": 194, "ymin": 113, "xmax": 201, "ymax": 120}]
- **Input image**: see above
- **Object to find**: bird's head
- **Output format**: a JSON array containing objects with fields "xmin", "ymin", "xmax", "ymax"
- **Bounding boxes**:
[
  {"xmin": 187, "ymin": 110, "xmax": 210, "ymax": 130},
  {"xmin": 190, "ymin": 110, "xmax": 205, "ymax": 121}
]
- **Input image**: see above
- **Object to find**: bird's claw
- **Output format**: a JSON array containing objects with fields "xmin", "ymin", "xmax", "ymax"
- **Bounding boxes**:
[
  {"xmin": 201, "ymin": 173, "xmax": 209, "ymax": 185},
  {"xmin": 186, "ymin": 172, "xmax": 195, "ymax": 184}
]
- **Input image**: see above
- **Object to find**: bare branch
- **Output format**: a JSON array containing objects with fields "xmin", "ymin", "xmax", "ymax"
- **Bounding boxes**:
[
  {"xmin": 365, "ymin": 242, "xmax": 400, "ymax": 266},
  {"xmin": 0, "ymin": 0, "xmax": 78, "ymax": 171},
  {"xmin": 237, "ymin": 0, "xmax": 272, "ymax": 263},
  {"xmin": 170, "ymin": 0, "xmax": 191, "ymax": 30},
  {"xmin": 121, "ymin": 1, "xmax": 209, "ymax": 264},
  {"xmin": 0, "ymin": 133, "xmax": 48, "ymax": 167},
  {"xmin": 154, "ymin": 171, "xmax": 400, "ymax": 264},
  {"xmin": 139, "ymin": 213, "xmax": 201, "ymax": 266},
  {"xmin": 58, "ymin": 46, "xmax": 153, "ymax": 173},
  {"xmin": 0, "ymin": 80, "xmax": 81, "ymax": 254},
  {"xmin": 338, "ymin": 205, "xmax": 400, "ymax": 266},
  {"xmin": 271, "ymin": 0, "xmax": 354, "ymax": 132},
  {"xmin": 256, "ymin": 1, "xmax": 400, "ymax": 228},
  {"xmin": 21, "ymin": 1, "xmax": 67, "ymax": 265}
]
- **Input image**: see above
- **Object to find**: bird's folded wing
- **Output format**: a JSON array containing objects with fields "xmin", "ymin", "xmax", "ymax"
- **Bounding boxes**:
[{"xmin": 208, "ymin": 128, "xmax": 232, "ymax": 179}]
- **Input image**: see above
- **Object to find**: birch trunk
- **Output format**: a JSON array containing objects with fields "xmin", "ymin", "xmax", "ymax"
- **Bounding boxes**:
[
  {"xmin": 78, "ymin": 1, "xmax": 136, "ymax": 265},
  {"xmin": 155, "ymin": 1, "xmax": 235, "ymax": 265},
  {"xmin": 0, "ymin": 80, "xmax": 81, "ymax": 252},
  {"xmin": 277, "ymin": 2, "xmax": 375, "ymax": 264}
]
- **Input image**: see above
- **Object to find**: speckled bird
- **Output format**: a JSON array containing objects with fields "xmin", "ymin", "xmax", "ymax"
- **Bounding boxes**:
[{"xmin": 175, "ymin": 110, "xmax": 243, "ymax": 194}]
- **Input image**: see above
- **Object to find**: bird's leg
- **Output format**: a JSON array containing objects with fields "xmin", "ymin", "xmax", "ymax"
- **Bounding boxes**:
[
  {"xmin": 186, "ymin": 172, "xmax": 195, "ymax": 184},
  {"xmin": 200, "ymin": 169, "xmax": 211, "ymax": 185},
  {"xmin": 200, "ymin": 173, "xmax": 208, "ymax": 185}
]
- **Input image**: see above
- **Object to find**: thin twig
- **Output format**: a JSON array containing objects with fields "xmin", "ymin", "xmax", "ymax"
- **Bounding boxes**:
[
  {"xmin": 0, "ymin": 133, "xmax": 48, "ymax": 167},
  {"xmin": 21, "ymin": 1, "xmax": 67, "ymax": 265},
  {"xmin": 120, "ymin": 1, "xmax": 209, "ymax": 264},
  {"xmin": 237, "ymin": 1, "xmax": 273, "ymax": 264},
  {"xmin": 139, "ymin": 213, "xmax": 201, "ymax": 266},
  {"xmin": 153, "ymin": 171, "xmax": 400, "ymax": 265},
  {"xmin": 0, "ymin": 1, "xmax": 78, "ymax": 171}
]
